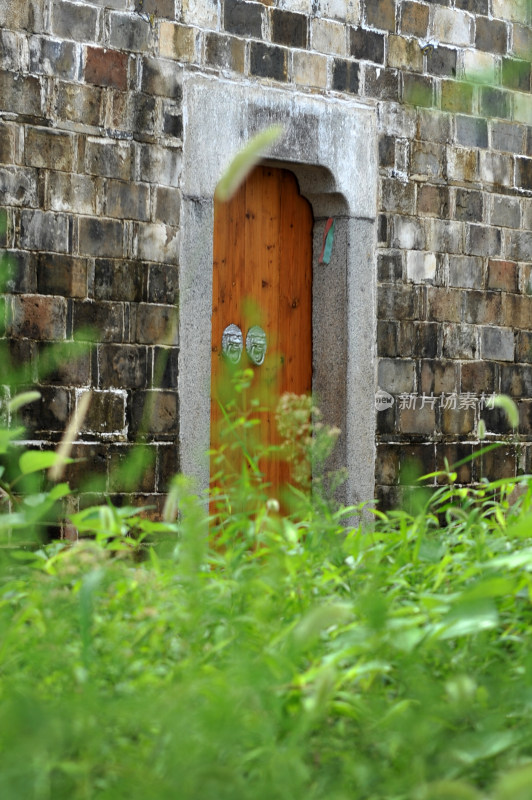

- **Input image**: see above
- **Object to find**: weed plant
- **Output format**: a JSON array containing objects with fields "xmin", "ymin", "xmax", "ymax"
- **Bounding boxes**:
[{"xmin": 0, "ymin": 370, "xmax": 532, "ymax": 799}]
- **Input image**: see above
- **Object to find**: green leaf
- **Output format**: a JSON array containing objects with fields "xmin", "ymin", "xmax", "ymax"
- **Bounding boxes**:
[
  {"xmin": 485, "ymin": 394, "xmax": 519, "ymax": 429},
  {"xmin": 8, "ymin": 391, "xmax": 41, "ymax": 413},
  {"xmin": 418, "ymin": 780, "xmax": 483, "ymax": 800},
  {"xmin": 19, "ymin": 450, "xmax": 71, "ymax": 476},
  {"xmin": 493, "ymin": 763, "xmax": 532, "ymax": 800},
  {"xmin": 215, "ymin": 125, "xmax": 284, "ymax": 202}
]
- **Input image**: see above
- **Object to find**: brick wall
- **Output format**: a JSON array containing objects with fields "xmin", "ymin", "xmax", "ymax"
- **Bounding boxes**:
[{"xmin": 0, "ymin": 0, "xmax": 531, "ymax": 513}]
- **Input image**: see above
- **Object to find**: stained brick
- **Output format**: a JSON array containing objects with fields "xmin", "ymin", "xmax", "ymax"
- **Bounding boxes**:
[
  {"xmin": 224, "ymin": 0, "xmax": 263, "ymax": 37},
  {"xmin": 154, "ymin": 345, "xmax": 179, "ymax": 388},
  {"xmin": 54, "ymin": 82, "xmax": 102, "ymax": 127},
  {"xmin": 455, "ymin": 115, "xmax": 487, "ymax": 148},
  {"xmin": 205, "ymin": 33, "xmax": 245, "ymax": 72},
  {"xmin": 491, "ymin": 120, "xmax": 525, "ymax": 153},
  {"xmin": 250, "ymin": 42, "xmax": 287, "ymax": 81},
  {"xmin": 21, "ymin": 387, "xmax": 72, "ymax": 434},
  {"xmin": 0, "ymin": 0, "xmax": 45, "ymax": 32},
  {"xmin": 154, "ymin": 186, "xmax": 180, "ymax": 228},
  {"xmin": 448, "ymin": 255, "xmax": 483, "ymax": 289},
  {"xmin": 378, "ymin": 284, "xmax": 421, "ymax": 320},
  {"xmin": 446, "ymin": 147, "xmax": 479, "ymax": 183},
  {"xmin": 141, "ymin": 57, "xmax": 182, "ymax": 98},
  {"xmin": 507, "ymin": 231, "xmax": 532, "ymax": 262},
  {"xmin": 78, "ymin": 218, "xmax": 124, "ymax": 259},
  {"xmin": 391, "ymin": 216, "xmax": 426, "ymax": 250},
  {"xmin": 109, "ymin": 12, "xmax": 153, "ymax": 52},
  {"xmin": 364, "ymin": 66, "xmax": 399, "ymax": 100},
  {"xmin": 411, "ymin": 141, "xmax": 445, "ymax": 179},
  {"xmin": 133, "ymin": 303, "xmax": 178, "ymax": 345},
  {"xmin": 426, "ymin": 46, "xmax": 457, "ymax": 78},
  {"xmin": 159, "ymin": 22, "xmax": 197, "ymax": 62},
  {"xmin": 436, "ymin": 443, "xmax": 473, "ymax": 485},
  {"xmin": 399, "ymin": 404, "xmax": 436, "ymax": 435},
  {"xmin": 461, "ymin": 361, "xmax": 496, "ymax": 393},
  {"xmin": 365, "ymin": 0, "xmax": 396, "ymax": 31},
  {"xmin": 455, "ymin": 0, "xmax": 488, "ymax": 12},
  {"xmin": 479, "ymin": 151, "xmax": 512, "ymax": 186},
  {"xmin": 52, "ymin": 1, "xmax": 99, "ymax": 43},
  {"xmin": 25, "ymin": 127, "xmax": 75, "ymax": 172},
  {"xmin": 38, "ymin": 341, "xmax": 91, "ymax": 387},
  {"xmin": 108, "ymin": 443, "xmax": 156, "ymax": 493},
  {"xmin": 64, "ymin": 442, "xmax": 107, "ymax": 492},
  {"xmin": 332, "ymin": 59, "xmax": 359, "ymax": 93},
  {"xmin": 378, "ymin": 358, "xmax": 415, "ymax": 393},
  {"xmin": 418, "ymin": 185, "xmax": 450, "ymax": 218},
  {"xmin": 98, "ymin": 344, "xmax": 148, "ymax": 389},
  {"xmin": 37, "ymin": 253, "xmax": 87, "ymax": 298},
  {"xmin": 85, "ymin": 47, "xmax": 128, "ymax": 90},
  {"xmin": 377, "ymin": 252, "xmax": 403, "ymax": 282},
  {"xmin": 441, "ymin": 80, "xmax": 473, "ymax": 114},
  {"xmin": 0, "ymin": 123, "xmax": 15, "ymax": 165},
  {"xmin": 490, "ymin": 196, "xmax": 520, "ymax": 229},
  {"xmin": 73, "ymin": 300, "xmax": 124, "ymax": 343},
  {"xmin": 403, "ymin": 73, "xmax": 434, "ymax": 107},
  {"xmin": 442, "ymin": 322, "xmax": 477, "ymax": 359},
  {"xmin": 480, "ymin": 87, "xmax": 511, "ymax": 119},
  {"xmin": 350, "ymin": 27, "xmax": 385, "ymax": 63},
  {"xmin": 20, "ymin": 210, "xmax": 69, "ymax": 253},
  {"xmin": 433, "ymin": 7, "xmax": 471, "ymax": 46},
  {"xmin": 501, "ymin": 57, "xmax": 531, "ymax": 91},
  {"xmin": 271, "ymin": 9, "xmax": 307, "ymax": 48},
  {"xmin": 463, "ymin": 290, "xmax": 502, "ymax": 324},
  {"xmin": 157, "ymin": 442, "xmax": 179, "ymax": 491},
  {"xmin": 147, "ymin": 265, "xmax": 179, "ymax": 304},
  {"xmin": 2, "ymin": 250, "xmax": 36, "ymax": 294},
  {"xmin": 85, "ymin": 139, "xmax": 132, "ymax": 181},
  {"xmin": 516, "ymin": 157, "xmax": 532, "ymax": 191},
  {"xmin": 29, "ymin": 36, "xmax": 78, "ymax": 79},
  {"xmin": 163, "ymin": 109, "xmax": 183, "ymax": 139},
  {"xmin": 0, "ymin": 71, "xmax": 42, "ymax": 117},
  {"xmin": 105, "ymin": 180, "xmax": 149, "ymax": 222},
  {"xmin": 420, "ymin": 359, "xmax": 458, "ymax": 395},
  {"xmin": 426, "ymin": 287, "xmax": 462, "ymax": 323},
  {"xmin": 8, "ymin": 294, "xmax": 67, "ymax": 340},
  {"xmin": 134, "ymin": 0, "xmax": 175, "ymax": 16},
  {"xmin": 311, "ymin": 18, "xmax": 346, "ymax": 56},
  {"xmin": 93, "ymin": 259, "xmax": 145, "ymax": 303},
  {"xmin": 48, "ymin": 172, "xmax": 97, "ymax": 217},
  {"xmin": 465, "ymin": 224, "xmax": 501, "ymax": 257},
  {"xmin": 81, "ymin": 389, "xmax": 126, "ymax": 434},
  {"xmin": 501, "ymin": 364, "xmax": 532, "ymax": 397},
  {"xmin": 400, "ymin": 2, "xmax": 429, "ymax": 37},
  {"xmin": 501, "ymin": 293, "xmax": 532, "ymax": 330},
  {"xmin": 441, "ymin": 405, "xmax": 475, "ymax": 436},
  {"xmin": 516, "ymin": 331, "xmax": 532, "ymax": 363},
  {"xmin": 138, "ymin": 145, "xmax": 181, "ymax": 186},
  {"xmin": 511, "ymin": 23, "xmax": 532, "ymax": 60},
  {"xmin": 0, "ymin": 166, "xmax": 38, "ymax": 208},
  {"xmin": 388, "ymin": 35, "xmax": 423, "ymax": 71},
  {"xmin": 381, "ymin": 178, "xmax": 415, "ymax": 214},
  {"xmin": 475, "ymin": 16, "xmax": 508, "ymax": 54},
  {"xmin": 128, "ymin": 390, "xmax": 178, "ymax": 437},
  {"xmin": 480, "ymin": 326, "xmax": 514, "ymax": 361},
  {"xmin": 454, "ymin": 189, "xmax": 483, "ymax": 223}
]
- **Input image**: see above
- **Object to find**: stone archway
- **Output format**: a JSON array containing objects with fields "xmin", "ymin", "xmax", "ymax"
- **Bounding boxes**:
[{"xmin": 179, "ymin": 75, "xmax": 378, "ymax": 506}]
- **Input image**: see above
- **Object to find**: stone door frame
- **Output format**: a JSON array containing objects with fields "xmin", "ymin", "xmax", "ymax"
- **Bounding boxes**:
[{"xmin": 179, "ymin": 74, "xmax": 378, "ymax": 506}]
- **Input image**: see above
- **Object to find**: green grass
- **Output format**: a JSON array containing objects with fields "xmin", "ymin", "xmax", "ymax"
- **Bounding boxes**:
[{"xmin": 1, "ymin": 393, "xmax": 532, "ymax": 800}]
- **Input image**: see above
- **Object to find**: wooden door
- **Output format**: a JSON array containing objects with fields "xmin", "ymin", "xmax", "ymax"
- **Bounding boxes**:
[{"xmin": 211, "ymin": 165, "xmax": 313, "ymax": 499}]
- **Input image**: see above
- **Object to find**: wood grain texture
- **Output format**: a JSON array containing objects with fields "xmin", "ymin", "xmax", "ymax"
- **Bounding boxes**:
[{"xmin": 211, "ymin": 166, "xmax": 313, "ymax": 497}]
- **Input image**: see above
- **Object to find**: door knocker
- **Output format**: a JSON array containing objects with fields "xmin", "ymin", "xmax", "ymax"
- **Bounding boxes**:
[
  {"xmin": 221, "ymin": 324, "xmax": 243, "ymax": 363},
  {"xmin": 246, "ymin": 325, "xmax": 267, "ymax": 366}
]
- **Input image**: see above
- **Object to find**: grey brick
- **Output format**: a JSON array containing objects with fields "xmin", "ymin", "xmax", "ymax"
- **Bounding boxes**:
[
  {"xmin": 109, "ymin": 12, "xmax": 153, "ymax": 52},
  {"xmin": 480, "ymin": 326, "xmax": 514, "ymax": 361},
  {"xmin": 0, "ymin": 166, "xmax": 38, "ymax": 207},
  {"xmin": 52, "ymin": 1, "xmax": 99, "ymax": 43},
  {"xmin": 20, "ymin": 210, "xmax": 69, "ymax": 253},
  {"xmin": 29, "ymin": 36, "xmax": 79, "ymax": 79}
]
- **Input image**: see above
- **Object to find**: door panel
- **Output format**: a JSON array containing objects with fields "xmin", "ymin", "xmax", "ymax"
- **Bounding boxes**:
[{"xmin": 211, "ymin": 165, "xmax": 313, "ymax": 496}]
